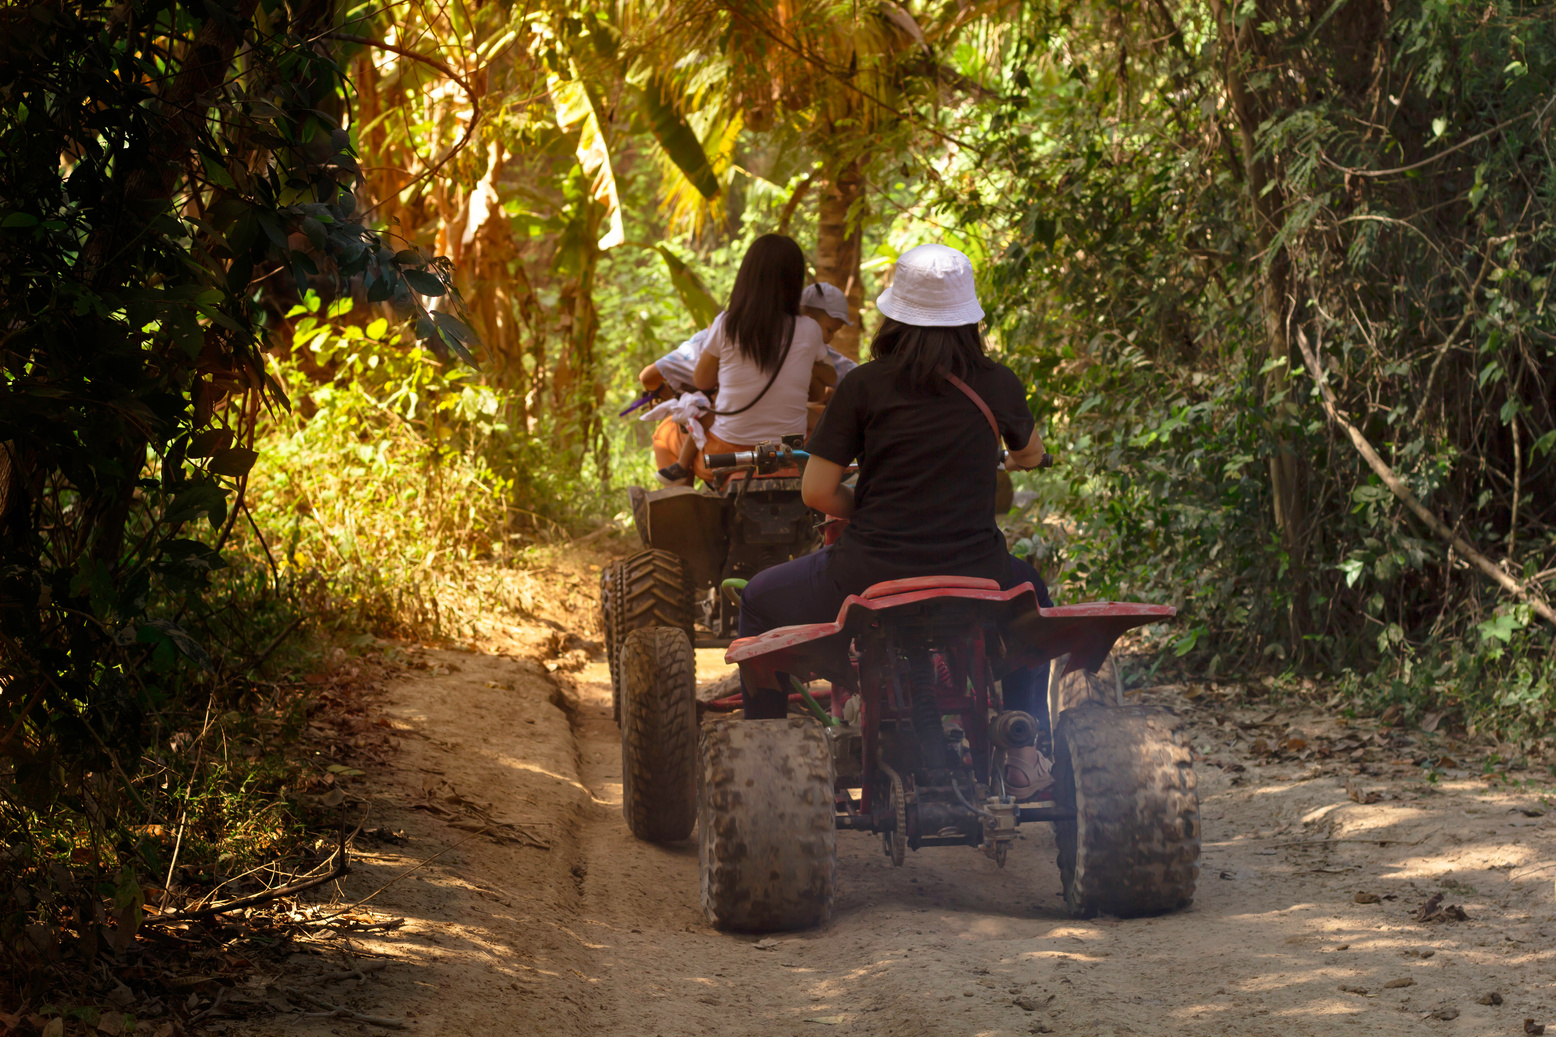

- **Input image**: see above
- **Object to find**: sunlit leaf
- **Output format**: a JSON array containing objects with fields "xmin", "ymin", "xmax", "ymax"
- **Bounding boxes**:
[
  {"xmin": 549, "ymin": 69, "xmax": 624, "ymax": 250},
  {"xmin": 655, "ymin": 247, "xmax": 720, "ymax": 328}
]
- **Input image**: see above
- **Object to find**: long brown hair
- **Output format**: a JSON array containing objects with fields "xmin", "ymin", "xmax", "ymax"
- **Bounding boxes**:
[
  {"xmin": 869, "ymin": 317, "xmax": 990, "ymax": 393},
  {"xmin": 723, "ymin": 234, "xmax": 805, "ymax": 374}
]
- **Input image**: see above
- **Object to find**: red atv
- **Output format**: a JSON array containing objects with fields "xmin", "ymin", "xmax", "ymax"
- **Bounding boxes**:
[{"xmin": 699, "ymin": 575, "xmax": 1200, "ymax": 931}]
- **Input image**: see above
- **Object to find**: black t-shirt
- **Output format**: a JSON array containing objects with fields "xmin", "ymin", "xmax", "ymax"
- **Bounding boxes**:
[{"xmin": 806, "ymin": 358, "xmax": 1036, "ymax": 594}]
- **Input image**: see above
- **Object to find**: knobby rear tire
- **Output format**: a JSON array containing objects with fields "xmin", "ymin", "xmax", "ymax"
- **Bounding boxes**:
[
  {"xmin": 1052, "ymin": 702, "xmax": 1200, "ymax": 918},
  {"xmin": 1047, "ymin": 652, "xmax": 1124, "ymax": 722},
  {"xmin": 609, "ymin": 549, "xmax": 694, "ymax": 724},
  {"xmin": 699, "ymin": 718, "xmax": 836, "ymax": 932},
  {"xmin": 619, "ymin": 626, "xmax": 698, "ymax": 843}
]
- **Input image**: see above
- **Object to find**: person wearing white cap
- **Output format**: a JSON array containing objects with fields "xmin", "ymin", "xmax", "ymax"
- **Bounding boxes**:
[
  {"xmin": 799, "ymin": 281, "xmax": 859, "ymax": 430},
  {"xmin": 736, "ymin": 243, "xmax": 1057, "ymax": 799}
]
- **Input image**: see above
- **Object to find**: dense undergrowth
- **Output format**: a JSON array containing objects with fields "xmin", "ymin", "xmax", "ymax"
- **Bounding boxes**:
[
  {"xmin": 982, "ymin": 0, "xmax": 1556, "ymax": 748},
  {"xmin": 4, "ymin": 0, "xmax": 1555, "ymax": 1018}
]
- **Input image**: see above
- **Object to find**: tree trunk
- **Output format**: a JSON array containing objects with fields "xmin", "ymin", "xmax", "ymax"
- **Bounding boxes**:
[
  {"xmin": 1211, "ymin": 0, "xmax": 1310, "ymax": 645},
  {"xmin": 814, "ymin": 158, "xmax": 866, "ymax": 359}
]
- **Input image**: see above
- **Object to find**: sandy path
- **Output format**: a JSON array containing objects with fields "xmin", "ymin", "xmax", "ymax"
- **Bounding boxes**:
[{"xmin": 239, "ymin": 644, "xmax": 1556, "ymax": 1037}]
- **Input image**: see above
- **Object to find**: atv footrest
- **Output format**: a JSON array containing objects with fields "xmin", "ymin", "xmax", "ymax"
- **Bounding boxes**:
[{"xmin": 1018, "ymin": 801, "xmax": 1076, "ymax": 822}]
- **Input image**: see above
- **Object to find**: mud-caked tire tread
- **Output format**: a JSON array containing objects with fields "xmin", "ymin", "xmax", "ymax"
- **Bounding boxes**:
[
  {"xmin": 1053, "ymin": 702, "xmax": 1199, "ymax": 918},
  {"xmin": 699, "ymin": 718, "xmax": 836, "ymax": 932},
  {"xmin": 619, "ymin": 626, "xmax": 698, "ymax": 843},
  {"xmin": 618, "ymin": 549, "xmax": 695, "ymax": 639},
  {"xmin": 609, "ymin": 550, "xmax": 692, "ymax": 726}
]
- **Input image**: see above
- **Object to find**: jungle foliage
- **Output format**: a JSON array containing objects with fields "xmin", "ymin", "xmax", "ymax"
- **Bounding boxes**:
[
  {"xmin": 1, "ymin": 0, "xmax": 1554, "ymax": 1007},
  {"xmin": 968, "ymin": 0, "xmax": 1556, "ymax": 739},
  {"xmin": 0, "ymin": 0, "xmax": 476, "ymax": 999}
]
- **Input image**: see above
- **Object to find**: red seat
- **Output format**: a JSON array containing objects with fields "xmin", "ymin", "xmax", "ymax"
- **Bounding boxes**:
[{"xmin": 860, "ymin": 575, "xmax": 1001, "ymax": 599}]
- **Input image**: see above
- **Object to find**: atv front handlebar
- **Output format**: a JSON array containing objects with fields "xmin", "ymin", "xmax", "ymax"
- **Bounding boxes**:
[
  {"xmin": 707, "ymin": 442, "xmax": 1055, "ymax": 475},
  {"xmin": 706, "ymin": 447, "xmax": 810, "ymax": 469},
  {"xmin": 1001, "ymin": 451, "xmax": 1055, "ymax": 472},
  {"xmin": 705, "ymin": 441, "xmax": 810, "ymax": 474}
]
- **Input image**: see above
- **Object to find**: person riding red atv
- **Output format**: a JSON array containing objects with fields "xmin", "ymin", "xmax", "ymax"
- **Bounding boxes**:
[
  {"xmin": 613, "ymin": 440, "xmax": 1201, "ymax": 930},
  {"xmin": 608, "ymin": 242, "xmax": 1200, "ymax": 930},
  {"xmin": 699, "ymin": 507, "xmax": 1199, "ymax": 929}
]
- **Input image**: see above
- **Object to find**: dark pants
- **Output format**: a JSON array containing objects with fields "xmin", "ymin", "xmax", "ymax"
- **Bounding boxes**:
[{"xmin": 737, "ymin": 547, "xmax": 1054, "ymax": 717}]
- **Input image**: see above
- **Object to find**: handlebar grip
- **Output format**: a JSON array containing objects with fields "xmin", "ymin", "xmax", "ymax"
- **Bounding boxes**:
[
  {"xmin": 705, "ymin": 452, "xmax": 746, "ymax": 468},
  {"xmin": 1001, "ymin": 451, "xmax": 1057, "ymax": 472}
]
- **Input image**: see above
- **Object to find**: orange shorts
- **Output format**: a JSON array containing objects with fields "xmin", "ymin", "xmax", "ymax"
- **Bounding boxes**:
[{"xmin": 651, "ymin": 416, "xmax": 686, "ymax": 470}]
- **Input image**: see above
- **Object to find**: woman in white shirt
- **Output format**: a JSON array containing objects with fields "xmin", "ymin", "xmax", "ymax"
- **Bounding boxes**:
[{"xmin": 684, "ymin": 234, "xmax": 833, "ymax": 483}]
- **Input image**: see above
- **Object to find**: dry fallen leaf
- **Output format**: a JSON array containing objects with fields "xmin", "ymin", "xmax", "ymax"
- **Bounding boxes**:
[
  {"xmin": 1415, "ymin": 893, "xmax": 1470, "ymax": 922},
  {"xmin": 1476, "ymin": 992, "xmax": 1504, "ymax": 1006},
  {"xmin": 1354, "ymin": 891, "xmax": 1381, "ymax": 904},
  {"xmin": 1383, "ymin": 978, "xmax": 1415, "ymax": 989},
  {"xmin": 1426, "ymin": 1007, "xmax": 1459, "ymax": 1021},
  {"xmin": 1346, "ymin": 776, "xmax": 1383, "ymax": 804},
  {"xmin": 1339, "ymin": 985, "xmax": 1369, "ymax": 995},
  {"xmin": 1526, "ymin": 1021, "xmax": 1547, "ymax": 1036}
]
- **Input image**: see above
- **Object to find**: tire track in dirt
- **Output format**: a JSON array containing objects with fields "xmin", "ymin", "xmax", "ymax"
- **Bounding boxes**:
[
  {"xmin": 236, "ymin": 639, "xmax": 1556, "ymax": 1037},
  {"xmin": 563, "ymin": 651, "xmax": 1556, "ymax": 1036}
]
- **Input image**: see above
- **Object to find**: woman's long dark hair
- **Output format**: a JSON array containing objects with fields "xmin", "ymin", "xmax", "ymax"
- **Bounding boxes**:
[
  {"xmin": 723, "ymin": 233, "xmax": 805, "ymax": 375},
  {"xmin": 869, "ymin": 317, "xmax": 990, "ymax": 393}
]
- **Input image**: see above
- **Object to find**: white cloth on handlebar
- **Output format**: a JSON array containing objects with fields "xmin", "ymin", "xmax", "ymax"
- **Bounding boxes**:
[{"xmin": 638, "ymin": 392, "xmax": 711, "ymax": 449}]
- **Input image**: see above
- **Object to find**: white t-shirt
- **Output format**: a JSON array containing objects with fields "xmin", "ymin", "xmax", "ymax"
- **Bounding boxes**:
[
  {"xmin": 653, "ymin": 321, "xmax": 716, "ymax": 395},
  {"xmin": 825, "ymin": 345, "xmax": 858, "ymax": 379},
  {"xmin": 708, "ymin": 314, "xmax": 828, "ymax": 445}
]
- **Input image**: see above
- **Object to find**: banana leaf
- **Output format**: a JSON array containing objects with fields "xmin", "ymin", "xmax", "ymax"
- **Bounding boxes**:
[
  {"xmin": 639, "ymin": 76, "xmax": 720, "ymax": 200},
  {"xmin": 549, "ymin": 70, "xmax": 625, "ymax": 250},
  {"xmin": 656, "ymin": 246, "xmax": 720, "ymax": 328}
]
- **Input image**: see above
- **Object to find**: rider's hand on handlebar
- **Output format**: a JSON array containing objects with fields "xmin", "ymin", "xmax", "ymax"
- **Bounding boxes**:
[
  {"xmin": 1004, "ymin": 428, "xmax": 1052, "ymax": 472},
  {"xmin": 1003, "ymin": 452, "xmax": 1055, "ymax": 472}
]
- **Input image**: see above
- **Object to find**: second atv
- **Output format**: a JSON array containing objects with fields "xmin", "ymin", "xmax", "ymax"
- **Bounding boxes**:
[{"xmin": 599, "ymin": 441, "xmax": 822, "ymax": 842}]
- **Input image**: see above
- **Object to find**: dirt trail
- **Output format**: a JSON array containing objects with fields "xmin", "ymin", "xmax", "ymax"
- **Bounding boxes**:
[{"xmin": 238, "ymin": 639, "xmax": 1556, "ymax": 1037}]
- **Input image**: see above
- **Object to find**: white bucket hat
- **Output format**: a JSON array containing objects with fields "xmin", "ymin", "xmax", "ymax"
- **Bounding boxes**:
[
  {"xmin": 875, "ymin": 243, "xmax": 985, "ymax": 326},
  {"xmin": 800, "ymin": 282, "xmax": 854, "ymax": 325}
]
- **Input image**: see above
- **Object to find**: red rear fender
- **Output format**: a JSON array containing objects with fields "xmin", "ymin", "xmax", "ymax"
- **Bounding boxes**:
[{"xmin": 727, "ymin": 582, "xmax": 1175, "ymax": 686}]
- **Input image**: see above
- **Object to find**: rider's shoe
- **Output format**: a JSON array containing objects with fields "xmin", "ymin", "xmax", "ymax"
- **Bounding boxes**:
[
  {"xmin": 656, "ymin": 463, "xmax": 693, "ymax": 486},
  {"xmin": 1004, "ymin": 745, "xmax": 1055, "ymax": 801}
]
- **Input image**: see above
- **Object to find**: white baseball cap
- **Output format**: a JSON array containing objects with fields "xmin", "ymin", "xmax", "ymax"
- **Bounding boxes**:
[
  {"xmin": 875, "ymin": 243, "xmax": 985, "ymax": 326},
  {"xmin": 800, "ymin": 282, "xmax": 854, "ymax": 325}
]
